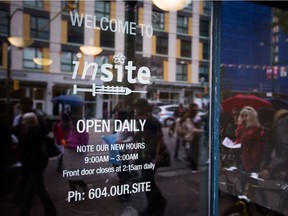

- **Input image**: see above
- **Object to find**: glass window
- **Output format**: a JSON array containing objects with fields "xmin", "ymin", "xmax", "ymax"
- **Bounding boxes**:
[
  {"xmin": 199, "ymin": 65, "xmax": 209, "ymax": 82},
  {"xmin": 23, "ymin": 47, "xmax": 42, "ymax": 69},
  {"xmin": 100, "ymin": 30, "xmax": 114, "ymax": 48},
  {"xmin": 202, "ymin": 42, "xmax": 210, "ymax": 60},
  {"xmin": 61, "ymin": 51, "xmax": 77, "ymax": 72},
  {"xmin": 176, "ymin": 63, "xmax": 187, "ymax": 81},
  {"xmin": 24, "ymin": 0, "xmax": 44, "ymax": 8},
  {"xmin": 136, "ymin": 32, "xmax": 143, "ymax": 52},
  {"xmin": 68, "ymin": 20, "xmax": 84, "ymax": 44},
  {"xmin": 200, "ymin": 19, "xmax": 210, "ymax": 37},
  {"xmin": 0, "ymin": 10, "xmax": 8, "ymax": 35},
  {"xmin": 94, "ymin": 55, "xmax": 109, "ymax": 78},
  {"xmin": 203, "ymin": 1, "xmax": 211, "ymax": 16},
  {"xmin": 61, "ymin": 0, "xmax": 79, "ymax": 13},
  {"xmin": 30, "ymin": 16, "xmax": 50, "ymax": 40},
  {"xmin": 181, "ymin": 40, "xmax": 191, "ymax": 57},
  {"xmin": 156, "ymin": 36, "xmax": 168, "ymax": 55},
  {"xmin": 152, "ymin": 11, "xmax": 165, "ymax": 31},
  {"xmin": 95, "ymin": 1, "xmax": 110, "ymax": 19},
  {"xmin": 2, "ymin": 1, "xmax": 212, "ymax": 216},
  {"xmin": 177, "ymin": 15, "xmax": 188, "ymax": 34},
  {"xmin": 183, "ymin": 2, "xmax": 193, "ymax": 12},
  {"xmin": 219, "ymin": 2, "xmax": 288, "ymax": 216}
]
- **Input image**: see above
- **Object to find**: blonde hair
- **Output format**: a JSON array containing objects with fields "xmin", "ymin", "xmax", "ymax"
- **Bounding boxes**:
[
  {"xmin": 22, "ymin": 112, "xmax": 39, "ymax": 127},
  {"xmin": 238, "ymin": 106, "xmax": 260, "ymax": 127}
]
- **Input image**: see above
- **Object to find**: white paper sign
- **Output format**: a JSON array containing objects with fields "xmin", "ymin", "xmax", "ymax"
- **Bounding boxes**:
[{"xmin": 222, "ymin": 137, "xmax": 241, "ymax": 149}]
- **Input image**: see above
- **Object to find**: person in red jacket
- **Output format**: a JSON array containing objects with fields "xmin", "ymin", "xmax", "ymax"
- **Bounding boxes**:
[
  {"xmin": 53, "ymin": 113, "xmax": 71, "ymax": 172},
  {"xmin": 235, "ymin": 106, "xmax": 264, "ymax": 193}
]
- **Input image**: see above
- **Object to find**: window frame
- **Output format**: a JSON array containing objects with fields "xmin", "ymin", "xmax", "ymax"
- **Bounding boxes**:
[
  {"xmin": 30, "ymin": 15, "xmax": 50, "ymax": 40},
  {"xmin": 177, "ymin": 15, "xmax": 188, "ymax": 34},
  {"xmin": 156, "ymin": 36, "xmax": 168, "ymax": 55},
  {"xmin": 61, "ymin": 51, "xmax": 77, "ymax": 72},
  {"xmin": 23, "ymin": 47, "xmax": 43, "ymax": 70},
  {"xmin": 152, "ymin": 10, "xmax": 165, "ymax": 31},
  {"xmin": 95, "ymin": 1, "xmax": 110, "ymax": 20},
  {"xmin": 176, "ymin": 63, "xmax": 188, "ymax": 81}
]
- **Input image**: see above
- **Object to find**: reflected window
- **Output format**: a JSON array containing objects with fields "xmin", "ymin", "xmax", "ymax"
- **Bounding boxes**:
[
  {"xmin": 202, "ymin": 42, "xmax": 210, "ymax": 60},
  {"xmin": 177, "ymin": 15, "xmax": 188, "ymax": 34},
  {"xmin": 31, "ymin": 16, "xmax": 49, "ymax": 40},
  {"xmin": 0, "ymin": 10, "xmax": 8, "ymax": 35},
  {"xmin": 23, "ymin": 47, "xmax": 42, "ymax": 70},
  {"xmin": 68, "ymin": 20, "xmax": 84, "ymax": 44},
  {"xmin": 183, "ymin": 2, "xmax": 193, "ymax": 12},
  {"xmin": 61, "ymin": 51, "xmax": 77, "ymax": 72},
  {"xmin": 156, "ymin": 36, "xmax": 168, "ymax": 55},
  {"xmin": 181, "ymin": 40, "xmax": 191, "ymax": 57},
  {"xmin": 24, "ymin": 0, "xmax": 44, "ymax": 8},
  {"xmin": 136, "ymin": 32, "xmax": 143, "ymax": 52},
  {"xmin": 199, "ymin": 65, "xmax": 209, "ymax": 82},
  {"xmin": 203, "ymin": 1, "xmax": 211, "ymax": 16},
  {"xmin": 200, "ymin": 19, "xmax": 210, "ymax": 37},
  {"xmin": 61, "ymin": 0, "xmax": 79, "ymax": 13},
  {"xmin": 152, "ymin": 11, "xmax": 165, "ymax": 31},
  {"xmin": 100, "ymin": 30, "xmax": 114, "ymax": 48},
  {"xmin": 95, "ymin": 1, "xmax": 110, "ymax": 19},
  {"xmin": 94, "ymin": 55, "xmax": 109, "ymax": 78},
  {"xmin": 176, "ymin": 63, "xmax": 187, "ymax": 81}
]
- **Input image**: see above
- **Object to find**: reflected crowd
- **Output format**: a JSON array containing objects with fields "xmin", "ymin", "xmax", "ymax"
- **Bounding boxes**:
[
  {"xmin": 220, "ymin": 101, "xmax": 288, "ymax": 215},
  {"xmin": 0, "ymin": 97, "xmax": 209, "ymax": 216}
]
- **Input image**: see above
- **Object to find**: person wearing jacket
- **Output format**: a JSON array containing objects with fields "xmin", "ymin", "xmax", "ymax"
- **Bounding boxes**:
[
  {"xmin": 64, "ymin": 116, "xmax": 90, "ymax": 192},
  {"xmin": 18, "ymin": 112, "xmax": 57, "ymax": 216},
  {"xmin": 53, "ymin": 113, "xmax": 71, "ymax": 172},
  {"xmin": 180, "ymin": 103, "xmax": 203, "ymax": 172},
  {"xmin": 235, "ymin": 106, "xmax": 265, "ymax": 195},
  {"xmin": 259, "ymin": 109, "xmax": 288, "ymax": 180},
  {"xmin": 235, "ymin": 106, "xmax": 264, "ymax": 172}
]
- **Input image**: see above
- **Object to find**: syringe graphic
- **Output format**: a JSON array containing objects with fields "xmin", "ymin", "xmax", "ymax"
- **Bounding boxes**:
[{"xmin": 73, "ymin": 84, "xmax": 147, "ymax": 96}]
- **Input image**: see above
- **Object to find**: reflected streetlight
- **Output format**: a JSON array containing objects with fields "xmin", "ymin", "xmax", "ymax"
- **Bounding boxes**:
[
  {"xmin": 80, "ymin": 46, "xmax": 103, "ymax": 56},
  {"xmin": 7, "ymin": 37, "xmax": 33, "ymax": 48},
  {"xmin": 152, "ymin": 0, "xmax": 191, "ymax": 11},
  {"xmin": 33, "ymin": 58, "xmax": 53, "ymax": 66}
]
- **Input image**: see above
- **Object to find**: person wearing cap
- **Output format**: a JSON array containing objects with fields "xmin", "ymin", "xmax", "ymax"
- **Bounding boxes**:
[{"xmin": 133, "ymin": 98, "xmax": 167, "ymax": 216}]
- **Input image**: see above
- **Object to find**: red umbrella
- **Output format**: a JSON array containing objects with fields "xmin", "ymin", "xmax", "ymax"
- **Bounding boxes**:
[{"xmin": 221, "ymin": 94, "xmax": 272, "ymax": 113}]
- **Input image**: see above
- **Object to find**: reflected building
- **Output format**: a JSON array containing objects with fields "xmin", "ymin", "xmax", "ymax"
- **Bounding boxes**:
[
  {"xmin": 0, "ymin": 1, "xmax": 211, "ymax": 118},
  {"xmin": 221, "ymin": 2, "xmax": 288, "ymax": 99}
]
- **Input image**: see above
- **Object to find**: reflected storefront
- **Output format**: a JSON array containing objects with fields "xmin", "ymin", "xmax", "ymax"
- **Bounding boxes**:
[
  {"xmin": 0, "ymin": 1, "xmax": 210, "ymax": 215},
  {"xmin": 219, "ymin": 1, "xmax": 288, "ymax": 216},
  {"xmin": 1, "ymin": 1, "xmax": 288, "ymax": 216}
]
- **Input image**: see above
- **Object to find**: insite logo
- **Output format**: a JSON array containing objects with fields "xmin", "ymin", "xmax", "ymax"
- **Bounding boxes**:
[{"xmin": 72, "ymin": 53, "xmax": 150, "ymax": 96}]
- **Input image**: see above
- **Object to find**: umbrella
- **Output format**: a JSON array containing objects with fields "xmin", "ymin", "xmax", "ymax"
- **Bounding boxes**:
[
  {"xmin": 52, "ymin": 95, "xmax": 84, "ymax": 106},
  {"xmin": 221, "ymin": 94, "xmax": 272, "ymax": 113},
  {"xmin": 264, "ymin": 98, "xmax": 288, "ymax": 110}
]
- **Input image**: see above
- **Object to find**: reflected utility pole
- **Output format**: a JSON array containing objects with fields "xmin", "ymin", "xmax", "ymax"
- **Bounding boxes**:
[
  {"xmin": 124, "ymin": 0, "xmax": 137, "ymax": 112},
  {"xmin": 6, "ymin": 8, "xmax": 24, "ymax": 103}
]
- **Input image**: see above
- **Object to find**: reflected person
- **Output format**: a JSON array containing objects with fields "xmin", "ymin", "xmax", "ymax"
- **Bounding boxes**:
[
  {"xmin": 18, "ymin": 112, "xmax": 57, "ymax": 216},
  {"xmin": 134, "ymin": 98, "xmax": 167, "ymax": 216}
]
